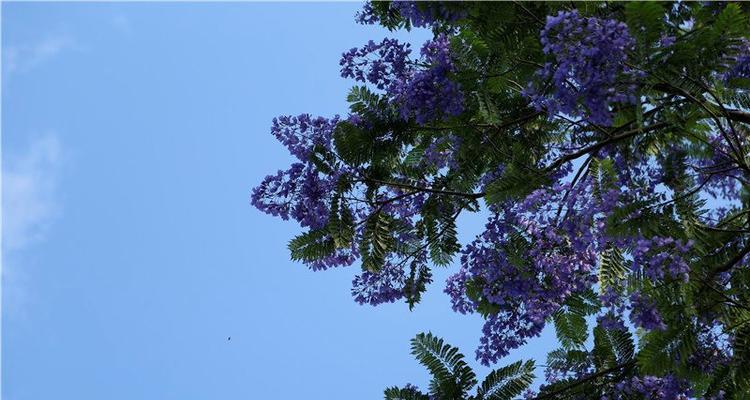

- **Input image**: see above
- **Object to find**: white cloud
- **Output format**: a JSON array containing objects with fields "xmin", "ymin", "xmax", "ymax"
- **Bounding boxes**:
[
  {"xmin": 2, "ymin": 135, "xmax": 63, "ymax": 317},
  {"xmin": 3, "ymin": 35, "xmax": 77, "ymax": 75},
  {"xmin": 3, "ymin": 134, "xmax": 63, "ymax": 251}
]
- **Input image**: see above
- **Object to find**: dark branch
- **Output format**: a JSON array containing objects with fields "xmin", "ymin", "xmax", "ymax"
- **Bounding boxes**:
[
  {"xmin": 545, "ymin": 122, "xmax": 670, "ymax": 172},
  {"xmin": 363, "ymin": 177, "xmax": 485, "ymax": 200},
  {"xmin": 533, "ymin": 360, "xmax": 636, "ymax": 400}
]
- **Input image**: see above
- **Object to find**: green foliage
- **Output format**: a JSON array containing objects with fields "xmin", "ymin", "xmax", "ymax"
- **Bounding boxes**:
[
  {"xmin": 360, "ymin": 211, "xmax": 394, "ymax": 272},
  {"xmin": 403, "ymin": 261, "xmax": 432, "ymax": 310},
  {"xmin": 552, "ymin": 306, "xmax": 589, "ymax": 351},
  {"xmin": 484, "ymin": 163, "xmax": 548, "ymax": 204},
  {"xmin": 589, "ymin": 157, "xmax": 616, "ymax": 204},
  {"xmin": 597, "ymin": 326, "xmax": 635, "ymax": 366},
  {"xmin": 411, "ymin": 332, "xmax": 477, "ymax": 397},
  {"xmin": 384, "ymin": 386, "xmax": 430, "ymax": 400},
  {"xmin": 475, "ymin": 360, "xmax": 535, "ymax": 400},
  {"xmin": 624, "ymin": 2, "xmax": 665, "ymax": 47},
  {"xmin": 288, "ymin": 229, "xmax": 335, "ymax": 263},
  {"xmin": 546, "ymin": 348, "xmax": 590, "ymax": 375},
  {"xmin": 334, "ymin": 121, "xmax": 373, "ymax": 167},
  {"xmin": 268, "ymin": 1, "xmax": 750, "ymax": 397},
  {"xmin": 388, "ymin": 333, "xmax": 534, "ymax": 400},
  {"xmin": 597, "ymin": 244, "xmax": 628, "ymax": 295},
  {"xmin": 733, "ymin": 324, "xmax": 750, "ymax": 389},
  {"xmin": 327, "ymin": 188, "xmax": 355, "ymax": 249},
  {"xmin": 421, "ymin": 203, "xmax": 460, "ymax": 266},
  {"xmin": 637, "ymin": 326, "xmax": 696, "ymax": 375}
]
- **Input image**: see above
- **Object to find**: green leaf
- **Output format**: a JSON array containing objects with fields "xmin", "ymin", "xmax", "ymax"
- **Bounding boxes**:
[
  {"xmin": 476, "ymin": 91, "xmax": 501, "ymax": 124},
  {"xmin": 625, "ymin": 2, "xmax": 665, "ymax": 46},
  {"xmin": 327, "ymin": 191, "xmax": 355, "ymax": 249},
  {"xmin": 410, "ymin": 333, "xmax": 477, "ymax": 397},
  {"xmin": 425, "ymin": 213, "xmax": 460, "ymax": 267},
  {"xmin": 333, "ymin": 121, "xmax": 372, "ymax": 166},
  {"xmin": 360, "ymin": 211, "xmax": 394, "ymax": 272},
  {"xmin": 288, "ymin": 229, "xmax": 335, "ymax": 263},
  {"xmin": 383, "ymin": 386, "xmax": 430, "ymax": 400},
  {"xmin": 403, "ymin": 145, "xmax": 427, "ymax": 167},
  {"xmin": 733, "ymin": 324, "xmax": 750, "ymax": 389},
  {"xmin": 484, "ymin": 164, "xmax": 548, "ymax": 204},
  {"xmin": 552, "ymin": 308, "xmax": 588, "ymax": 350},
  {"xmin": 403, "ymin": 262, "xmax": 432, "ymax": 310},
  {"xmin": 713, "ymin": 3, "xmax": 747, "ymax": 38},
  {"xmin": 637, "ymin": 326, "xmax": 696, "ymax": 375},
  {"xmin": 475, "ymin": 360, "xmax": 535, "ymax": 400},
  {"xmin": 546, "ymin": 348, "xmax": 589, "ymax": 374},
  {"xmin": 592, "ymin": 325, "xmax": 617, "ymax": 371},
  {"xmin": 599, "ymin": 326, "xmax": 635, "ymax": 364},
  {"xmin": 598, "ymin": 244, "xmax": 629, "ymax": 295}
]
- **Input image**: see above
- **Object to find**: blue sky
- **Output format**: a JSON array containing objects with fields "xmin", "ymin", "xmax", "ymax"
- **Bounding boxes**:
[{"xmin": 2, "ymin": 3, "xmax": 557, "ymax": 399}]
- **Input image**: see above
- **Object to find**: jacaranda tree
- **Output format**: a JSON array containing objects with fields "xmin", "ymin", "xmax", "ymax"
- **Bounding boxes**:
[{"xmin": 251, "ymin": 2, "xmax": 750, "ymax": 398}]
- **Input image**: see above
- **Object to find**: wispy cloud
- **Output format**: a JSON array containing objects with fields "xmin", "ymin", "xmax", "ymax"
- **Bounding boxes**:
[
  {"xmin": 2, "ymin": 134, "xmax": 64, "ymax": 317},
  {"xmin": 3, "ymin": 35, "xmax": 77, "ymax": 75},
  {"xmin": 3, "ymin": 134, "xmax": 63, "ymax": 251}
]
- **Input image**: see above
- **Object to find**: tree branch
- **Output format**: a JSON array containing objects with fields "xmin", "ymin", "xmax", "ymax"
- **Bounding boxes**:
[
  {"xmin": 363, "ymin": 177, "xmax": 485, "ymax": 200},
  {"xmin": 533, "ymin": 360, "xmax": 636, "ymax": 400},
  {"xmin": 544, "ymin": 122, "xmax": 670, "ymax": 172}
]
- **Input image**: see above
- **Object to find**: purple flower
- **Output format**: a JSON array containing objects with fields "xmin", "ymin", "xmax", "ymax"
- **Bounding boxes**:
[
  {"xmin": 525, "ymin": 10, "xmax": 638, "ymax": 126},
  {"xmin": 446, "ymin": 178, "xmax": 611, "ymax": 365},
  {"xmin": 629, "ymin": 292, "xmax": 667, "ymax": 331},
  {"xmin": 352, "ymin": 262, "xmax": 407, "ymax": 305},
  {"xmin": 340, "ymin": 38, "xmax": 412, "ymax": 91},
  {"xmin": 725, "ymin": 40, "xmax": 750, "ymax": 81},
  {"xmin": 392, "ymin": 35, "xmax": 464, "ymax": 124},
  {"xmin": 340, "ymin": 34, "xmax": 464, "ymax": 125},
  {"xmin": 659, "ymin": 34, "xmax": 676, "ymax": 48},
  {"xmin": 607, "ymin": 374, "xmax": 691, "ymax": 399},
  {"xmin": 251, "ymin": 114, "xmax": 362, "ymax": 271},
  {"xmin": 356, "ymin": 1, "xmax": 465, "ymax": 28},
  {"xmin": 633, "ymin": 236, "xmax": 693, "ymax": 283}
]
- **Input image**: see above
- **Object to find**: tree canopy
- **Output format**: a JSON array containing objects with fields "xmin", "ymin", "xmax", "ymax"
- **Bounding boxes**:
[{"xmin": 251, "ymin": 2, "xmax": 750, "ymax": 398}]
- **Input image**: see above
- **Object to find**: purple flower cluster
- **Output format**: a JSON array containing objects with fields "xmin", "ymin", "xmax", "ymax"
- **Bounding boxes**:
[
  {"xmin": 442, "ymin": 139, "xmax": 710, "ymax": 364},
  {"xmin": 352, "ymin": 262, "xmax": 407, "ymax": 305},
  {"xmin": 727, "ymin": 53, "xmax": 750, "ymax": 80},
  {"xmin": 251, "ymin": 114, "xmax": 359, "ymax": 270},
  {"xmin": 603, "ymin": 374, "xmax": 691, "ymax": 400},
  {"xmin": 355, "ymin": 1, "xmax": 465, "ymax": 28},
  {"xmin": 252, "ymin": 115, "xmax": 341, "ymax": 229},
  {"xmin": 446, "ymin": 178, "xmax": 613, "ymax": 365},
  {"xmin": 351, "ymin": 220, "xmax": 428, "ymax": 305},
  {"xmin": 687, "ymin": 326, "xmax": 731, "ymax": 373},
  {"xmin": 629, "ymin": 291, "xmax": 667, "ymax": 331},
  {"xmin": 633, "ymin": 237, "xmax": 693, "ymax": 283},
  {"xmin": 340, "ymin": 38, "xmax": 412, "ymax": 91},
  {"xmin": 340, "ymin": 34, "xmax": 464, "ymax": 124},
  {"xmin": 725, "ymin": 40, "xmax": 750, "ymax": 81},
  {"xmin": 392, "ymin": 34, "xmax": 464, "ymax": 124},
  {"xmin": 251, "ymin": 111, "xmax": 435, "ymax": 279},
  {"xmin": 270, "ymin": 114, "xmax": 339, "ymax": 162},
  {"xmin": 421, "ymin": 134, "xmax": 461, "ymax": 170},
  {"xmin": 597, "ymin": 288, "xmax": 628, "ymax": 331},
  {"xmin": 354, "ymin": 2, "xmax": 379, "ymax": 25},
  {"xmin": 525, "ymin": 10, "xmax": 638, "ymax": 126},
  {"xmin": 659, "ymin": 34, "xmax": 676, "ymax": 48}
]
